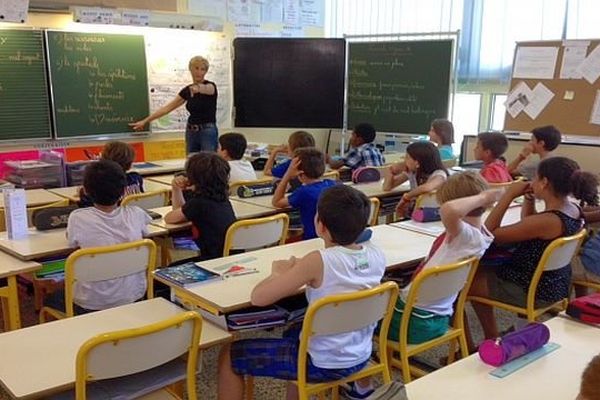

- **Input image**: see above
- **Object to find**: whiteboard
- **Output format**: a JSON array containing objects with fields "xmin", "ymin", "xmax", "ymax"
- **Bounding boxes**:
[{"xmin": 144, "ymin": 28, "xmax": 232, "ymax": 131}]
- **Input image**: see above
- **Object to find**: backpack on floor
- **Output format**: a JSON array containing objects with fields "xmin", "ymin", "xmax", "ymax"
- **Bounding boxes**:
[{"xmin": 566, "ymin": 293, "xmax": 600, "ymax": 324}]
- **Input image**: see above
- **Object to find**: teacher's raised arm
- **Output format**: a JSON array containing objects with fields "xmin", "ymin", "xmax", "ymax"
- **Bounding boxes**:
[{"xmin": 129, "ymin": 56, "xmax": 219, "ymax": 154}]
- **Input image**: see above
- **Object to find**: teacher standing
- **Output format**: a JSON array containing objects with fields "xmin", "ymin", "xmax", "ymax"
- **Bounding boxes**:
[{"xmin": 130, "ymin": 56, "xmax": 218, "ymax": 154}]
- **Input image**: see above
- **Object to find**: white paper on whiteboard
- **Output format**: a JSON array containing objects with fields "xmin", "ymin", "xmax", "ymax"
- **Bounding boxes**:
[
  {"xmin": 513, "ymin": 47, "xmax": 559, "ymax": 79},
  {"xmin": 577, "ymin": 44, "xmax": 600, "ymax": 85},
  {"xmin": 505, "ymin": 82, "xmax": 533, "ymax": 118},
  {"xmin": 560, "ymin": 45, "xmax": 588, "ymax": 79},
  {"xmin": 590, "ymin": 90, "xmax": 600, "ymax": 125},
  {"xmin": 524, "ymin": 83, "xmax": 554, "ymax": 120}
]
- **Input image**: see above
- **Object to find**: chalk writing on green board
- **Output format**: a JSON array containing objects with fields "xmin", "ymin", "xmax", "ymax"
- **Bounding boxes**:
[
  {"xmin": 47, "ymin": 31, "xmax": 149, "ymax": 138},
  {"xmin": 347, "ymin": 40, "xmax": 452, "ymax": 133},
  {"xmin": 0, "ymin": 29, "xmax": 52, "ymax": 140}
]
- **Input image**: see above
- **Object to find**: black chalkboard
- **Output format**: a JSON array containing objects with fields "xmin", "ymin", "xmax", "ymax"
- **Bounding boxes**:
[
  {"xmin": 0, "ymin": 29, "xmax": 52, "ymax": 141},
  {"xmin": 46, "ymin": 31, "xmax": 150, "ymax": 138},
  {"xmin": 348, "ymin": 40, "xmax": 453, "ymax": 133},
  {"xmin": 233, "ymin": 38, "xmax": 345, "ymax": 128}
]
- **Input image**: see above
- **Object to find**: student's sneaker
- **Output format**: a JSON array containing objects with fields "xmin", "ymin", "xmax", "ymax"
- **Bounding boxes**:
[{"xmin": 341, "ymin": 382, "xmax": 375, "ymax": 400}]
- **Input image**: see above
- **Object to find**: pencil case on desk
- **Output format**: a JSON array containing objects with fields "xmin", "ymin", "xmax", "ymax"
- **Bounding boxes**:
[{"xmin": 478, "ymin": 322, "xmax": 550, "ymax": 366}]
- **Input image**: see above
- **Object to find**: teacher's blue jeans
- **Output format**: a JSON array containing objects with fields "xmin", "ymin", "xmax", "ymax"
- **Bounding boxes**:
[{"xmin": 185, "ymin": 123, "xmax": 218, "ymax": 154}]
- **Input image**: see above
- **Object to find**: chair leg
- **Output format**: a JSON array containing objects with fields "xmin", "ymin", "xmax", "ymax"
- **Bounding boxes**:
[
  {"xmin": 1, "ymin": 298, "xmax": 9, "ymax": 331},
  {"xmin": 245, "ymin": 375, "xmax": 254, "ymax": 400},
  {"xmin": 447, "ymin": 339, "xmax": 457, "ymax": 364},
  {"xmin": 318, "ymin": 392, "xmax": 326, "ymax": 400},
  {"xmin": 6, "ymin": 276, "xmax": 21, "ymax": 330},
  {"xmin": 401, "ymin": 352, "xmax": 411, "ymax": 383},
  {"xmin": 458, "ymin": 333, "xmax": 469, "ymax": 359},
  {"xmin": 332, "ymin": 386, "xmax": 340, "ymax": 400}
]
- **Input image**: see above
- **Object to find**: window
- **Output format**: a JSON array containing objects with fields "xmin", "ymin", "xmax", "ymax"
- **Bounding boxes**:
[
  {"xmin": 491, "ymin": 94, "xmax": 508, "ymax": 131},
  {"xmin": 453, "ymin": 93, "xmax": 482, "ymax": 150}
]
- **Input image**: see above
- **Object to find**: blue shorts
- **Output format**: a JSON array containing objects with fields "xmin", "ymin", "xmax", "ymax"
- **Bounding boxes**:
[{"xmin": 230, "ymin": 326, "xmax": 368, "ymax": 383}]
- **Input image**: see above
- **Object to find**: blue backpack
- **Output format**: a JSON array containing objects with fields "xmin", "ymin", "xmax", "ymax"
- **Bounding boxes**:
[{"xmin": 580, "ymin": 230, "xmax": 600, "ymax": 276}]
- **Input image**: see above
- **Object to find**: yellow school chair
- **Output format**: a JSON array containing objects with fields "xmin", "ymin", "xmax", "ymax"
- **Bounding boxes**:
[
  {"xmin": 413, "ymin": 191, "xmax": 439, "ymax": 209},
  {"xmin": 322, "ymin": 170, "xmax": 341, "ymax": 181},
  {"xmin": 369, "ymin": 198, "xmax": 380, "ymax": 226},
  {"xmin": 39, "ymin": 239, "xmax": 157, "ymax": 322},
  {"xmin": 385, "ymin": 256, "xmax": 479, "ymax": 383},
  {"xmin": 469, "ymin": 229, "xmax": 587, "ymax": 322},
  {"xmin": 0, "ymin": 199, "xmax": 70, "ymax": 231},
  {"xmin": 121, "ymin": 190, "xmax": 170, "ymax": 210},
  {"xmin": 488, "ymin": 176, "xmax": 525, "ymax": 189},
  {"xmin": 229, "ymin": 177, "xmax": 275, "ymax": 196},
  {"xmin": 572, "ymin": 279, "xmax": 600, "ymax": 293},
  {"xmin": 296, "ymin": 281, "xmax": 399, "ymax": 400},
  {"xmin": 0, "ymin": 279, "xmax": 16, "ymax": 332},
  {"xmin": 71, "ymin": 311, "xmax": 202, "ymax": 400},
  {"xmin": 222, "ymin": 213, "xmax": 289, "ymax": 256}
]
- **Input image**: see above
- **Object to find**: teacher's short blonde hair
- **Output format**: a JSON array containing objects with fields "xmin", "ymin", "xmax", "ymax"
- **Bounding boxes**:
[{"xmin": 189, "ymin": 56, "xmax": 209, "ymax": 71}]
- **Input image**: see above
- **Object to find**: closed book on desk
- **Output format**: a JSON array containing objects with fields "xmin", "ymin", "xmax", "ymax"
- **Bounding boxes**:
[{"xmin": 154, "ymin": 262, "xmax": 220, "ymax": 288}]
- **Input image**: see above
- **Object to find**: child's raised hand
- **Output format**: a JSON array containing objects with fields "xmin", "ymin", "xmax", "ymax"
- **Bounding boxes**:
[
  {"xmin": 481, "ymin": 188, "xmax": 505, "ymax": 206},
  {"xmin": 519, "ymin": 143, "xmax": 534, "ymax": 159},
  {"xmin": 505, "ymin": 180, "xmax": 531, "ymax": 199},
  {"xmin": 286, "ymin": 157, "xmax": 302, "ymax": 178},
  {"xmin": 171, "ymin": 175, "xmax": 189, "ymax": 190},
  {"xmin": 273, "ymin": 144, "xmax": 288, "ymax": 154},
  {"xmin": 395, "ymin": 198, "xmax": 410, "ymax": 217},
  {"xmin": 389, "ymin": 162, "xmax": 406, "ymax": 175}
]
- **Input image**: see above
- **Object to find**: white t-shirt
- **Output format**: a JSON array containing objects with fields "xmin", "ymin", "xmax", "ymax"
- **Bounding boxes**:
[
  {"xmin": 401, "ymin": 221, "xmax": 493, "ymax": 316},
  {"xmin": 228, "ymin": 159, "xmax": 257, "ymax": 183},
  {"xmin": 406, "ymin": 169, "xmax": 447, "ymax": 190},
  {"xmin": 306, "ymin": 243, "xmax": 386, "ymax": 369},
  {"xmin": 66, "ymin": 206, "xmax": 151, "ymax": 310}
]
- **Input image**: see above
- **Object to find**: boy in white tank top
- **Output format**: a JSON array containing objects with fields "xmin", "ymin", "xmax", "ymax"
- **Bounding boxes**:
[{"xmin": 217, "ymin": 185, "xmax": 386, "ymax": 400}]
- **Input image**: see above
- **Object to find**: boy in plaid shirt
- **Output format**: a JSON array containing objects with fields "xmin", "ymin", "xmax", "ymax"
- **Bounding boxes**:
[{"xmin": 329, "ymin": 123, "xmax": 385, "ymax": 170}]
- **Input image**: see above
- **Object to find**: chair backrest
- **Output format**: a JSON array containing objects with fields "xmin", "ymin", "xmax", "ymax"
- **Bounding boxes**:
[
  {"xmin": 369, "ymin": 197, "xmax": 380, "ymax": 226},
  {"xmin": 223, "ymin": 213, "xmax": 289, "ymax": 256},
  {"xmin": 65, "ymin": 239, "xmax": 157, "ymax": 316},
  {"xmin": 488, "ymin": 176, "xmax": 525, "ymax": 189},
  {"xmin": 414, "ymin": 191, "xmax": 439, "ymax": 209},
  {"xmin": 322, "ymin": 170, "xmax": 340, "ymax": 181},
  {"xmin": 540, "ymin": 229, "xmax": 587, "ymax": 272},
  {"xmin": 229, "ymin": 177, "xmax": 274, "ymax": 196},
  {"xmin": 0, "ymin": 199, "xmax": 71, "ymax": 231},
  {"xmin": 296, "ymin": 282, "xmax": 399, "ymax": 385},
  {"xmin": 75, "ymin": 311, "xmax": 202, "ymax": 400},
  {"xmin": 121, "ymin": 190, "xmax": 170, "ymax": 210}
]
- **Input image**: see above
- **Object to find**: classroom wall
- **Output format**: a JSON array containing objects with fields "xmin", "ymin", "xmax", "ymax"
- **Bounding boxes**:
[{"xmin": 0, "ymin": 9, "xmax": 329, "ymax": 158}]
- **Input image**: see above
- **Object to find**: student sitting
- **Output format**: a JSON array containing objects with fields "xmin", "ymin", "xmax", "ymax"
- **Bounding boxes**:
[
  {"xmin": 217, "ymin": 185, "xmax": 385, "ymax": 400},
  {"xmin": 428, "ymin": 118, "xmax": 455, "ymax": 161},
  {"xmin": 78, "ymin": 141, "xmax": 143, "ymax": 207},
  {"xmin": 507, "ymin": 125, "xmax": 561, "ymax": 180},
  {"xmin": 469, "ymin": 157, "xmax": 597, "ymax": 340},
  {"xmin": 272, "ymin": 147, "xmax": 337, "ymax": 240},
  {"xmin": 573, "ymin": 205, "xmax": 600, "ymax": 296},
  {"xmin": 346, "ymin": 172, "xmax": 498, "ymax": 399},
  {"xmin": 165, "ymin": 152, "xmax": 236, "ymax": 260},
  {"xmin": 263, "ymin": 130, "xmax": 316, "ymax": 178},
  {"xmin": 383, "ymin": 141, "xmax": 448, "ymax": 217},
  {"xmin": 218, "ymin": 132, "xmax": 257, "ymax": 183},
  {"xmin": 328, "ymin": 123, "xmax": 385, "ymax": 170},
  {"xmin": 474, "ymin": 132, "xmax": 512, "ymax": 183},
  {"xmin": 63, "ymin": 160, "xmax": 151, "ymax": 312}
]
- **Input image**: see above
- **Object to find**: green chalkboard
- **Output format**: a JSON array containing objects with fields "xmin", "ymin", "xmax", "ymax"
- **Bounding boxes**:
[
  {"xmin": 348, "ymin": 40, "xmax": 453, "ymax": 134},
  {"xmin": 46, "ymin": 31, "xmax": 149, "ymax": 138},
  {"xmin": 0, "ymin": 29, "xmax": 52, "ymax": 140}
]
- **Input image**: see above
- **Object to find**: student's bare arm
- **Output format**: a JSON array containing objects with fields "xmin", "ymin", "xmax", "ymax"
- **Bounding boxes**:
[
  {"xmin": 251, "ymin": 251, "xmax": 323, "ymax": 306},
  {"xmin": 441, "ymin": 190, "xmax": 502, "ymax": 238}
]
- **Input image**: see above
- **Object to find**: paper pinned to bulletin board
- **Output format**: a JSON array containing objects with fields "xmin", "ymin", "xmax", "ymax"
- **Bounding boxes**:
[{"xmin": 145, "ymin": 29, "xmax": 232, "ymax": 131}]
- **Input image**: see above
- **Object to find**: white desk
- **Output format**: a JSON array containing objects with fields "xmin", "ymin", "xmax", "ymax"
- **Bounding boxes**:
[
  {"xmin": 406, "ymin": 317, "xmax": 600, "ymax": 400},
  {"xmin": 148, "ymin": 201, "xmax": 281, "ymax": 233},
  {"xmin": 48, "ymin": 180, "xmax": 172, "ymax": 203},
  {"xmin": 349, "ymin": 180, "xmax": 410, "ymax": 199},
  {"xmin": 145, "ymin": 173, "xmax": 176, "ymax": 186},
  {"xmin": 0, "ymin": 252, "xmax": 41, "ymax": 330},
  {"xmin": 0, "ymin": 189, "xmax": 65, "ymax": 208},
  {"xmin": 0, "ymin": 224, "xmax": 168, "ymax": 261},
  {"xmin": 0, "ymin": 298, "xmax": 232, "ymax": 399},
  {"xmin": 155, "ymin": 224, "xmax": 434, "ymax": 315},
  {"xmin": 130, "ymin": 159, "xmax": 186, "ymax": 176},
  {"xmin": 391, "ymin": 204, "xmax": 524, "ymax": 237}
]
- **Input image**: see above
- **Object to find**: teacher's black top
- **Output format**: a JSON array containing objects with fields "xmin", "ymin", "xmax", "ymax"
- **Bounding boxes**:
[{"xmin": 178, "ymin": 80, "xmax": 218, "ymax": 125}]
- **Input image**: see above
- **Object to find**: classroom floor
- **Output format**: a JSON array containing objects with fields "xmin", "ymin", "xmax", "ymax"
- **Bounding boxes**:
[{"xmin": 0, "ymin": 290, "xmax": 528, "ymax": 400}]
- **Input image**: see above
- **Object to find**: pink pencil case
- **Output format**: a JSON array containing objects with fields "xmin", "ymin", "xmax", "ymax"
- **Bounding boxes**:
[{"xmin": 478, "ymin": 322, "xmax": 550, "ymax": 366}]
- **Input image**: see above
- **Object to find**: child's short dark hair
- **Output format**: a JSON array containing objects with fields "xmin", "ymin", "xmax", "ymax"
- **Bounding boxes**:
[
  {"xmin": 83, "ymin": 160, "xmax": 127, "ymax": 206},
  {"xmin": 101, "ymin": 141, "xmax": 135, "ymax": 171},
  {"xmin": 579, "ymin": 354, "xmax": 600, "ymax": 400},
  {"xmin": 288, "ymin": 130, "xmax": 315, "ymax": 151},
  {"xmin": 294, "ymin": 147, "xmax": 325, "ymax": 179},
  {"xmin": 538, "ymin": 157, "xmax": 598, "ymax": 206},
  {"xmin": 353, "ymin": 123, "xmax": 377, "ymax": 143},
  {"xmin": 531, "ymin": 125, "xmax": 561, "ymax": 151},
  {"xmin": 431, "ymin": 119, "xmax": 454, "ymax": 145},
  {"xmin": 477, "ymin": 132, "xmax": 508, "ymax": 159},
  {"xmin": 317, "ymin": 185, "xmax": 369, "ymax": 245},
  {"xmin": 185, "ymin": 152, "xmax": 230, "ymax": 202},
  {"xmin": 219, "ymin": 132, "xmax": 247, "ymax": 160}
]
